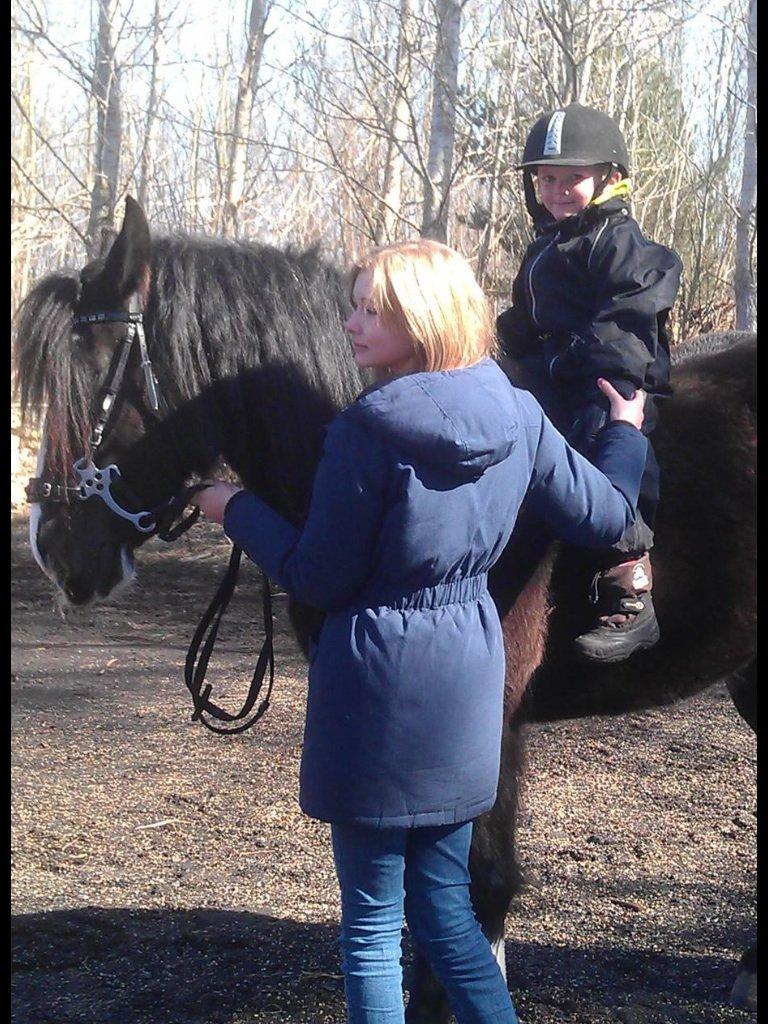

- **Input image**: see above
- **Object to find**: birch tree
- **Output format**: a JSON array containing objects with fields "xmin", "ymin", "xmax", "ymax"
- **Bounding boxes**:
[
  {"xmin": 86, "ymin": 0, "xmax": 123, "ymax": 258},
  {"xmin": 374, "ymin": 0, "xmax": 415, "ymax": 243},
  {"xmin": 10, "ymin": 0, "xmax": 753, "ymax": 340},
  {"xmin": 220, "ymin": 0, "xmax": 272, "ymax": 238},
  {"xmin": 137, "ymin": 0, "xmax": 163, "ymax": 212},
  {"xmin": 421, "ymin": 0, "xmax": 463, "ymax": 241},
  {"xmin": 734, "ymin": 0, "xmax": 756, "ymax": 331}
]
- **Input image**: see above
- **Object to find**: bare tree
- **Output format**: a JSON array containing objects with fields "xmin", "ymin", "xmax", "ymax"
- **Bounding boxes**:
[
  {"xmin": 422, "ymin": 0, "xmax": 463, "ymax": 240},
  {"xmin": 221, "ymin": 0, "xmax": 272, "ymax": 238},
  {"xmin": 137, "ymin": 0, "xmax": 164, "ymax": 212},
  {"xmin": 86, "ymin": 0, "xmax": 123, "ymax": 258},
  {"xmin": 374, "ymin": 0, "xmax": 414, "ymax": 243},
  {"xmin": 10, "ymin": 0, "xmax": 752, "ymax": 341},
  {"xmin": 11, "ymin": 29, "xmax": 36, "ymax": 313},
  {"xmin": 734, "ymin": 0, "xmax": 756, "ymax": 331}
]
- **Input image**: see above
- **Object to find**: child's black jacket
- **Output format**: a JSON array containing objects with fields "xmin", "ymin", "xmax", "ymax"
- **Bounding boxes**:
[{"xmin": 497, "ymin": 197, "xmax": 682, "ymax": 411}]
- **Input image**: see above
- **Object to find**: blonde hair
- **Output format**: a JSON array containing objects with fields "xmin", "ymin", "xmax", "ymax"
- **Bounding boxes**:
[{"xmin": 349, "ymin": 240, "xmax": 496, "ymax": 372}]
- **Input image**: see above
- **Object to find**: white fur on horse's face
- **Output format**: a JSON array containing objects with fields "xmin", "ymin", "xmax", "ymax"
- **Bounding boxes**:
[
  {"xmin": 28, "ymin": 428, "xmax": 136, "ymax": 604},
  {"xmin": 28, "ymin": 437, "xmax": 54, "ymax": 582}
]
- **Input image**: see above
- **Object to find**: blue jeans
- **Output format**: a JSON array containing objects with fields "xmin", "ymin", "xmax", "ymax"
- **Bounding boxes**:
[{"xmin": 330, "ymin": 820, "xmax": 519, "ymax": 1024}]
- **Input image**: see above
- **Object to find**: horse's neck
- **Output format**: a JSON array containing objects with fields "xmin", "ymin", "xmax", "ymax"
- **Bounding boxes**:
[
  {"xmin": 138, "ymin": 253, "xmax": 362, "ymax": 518},
  {"xmin": 119, "ymin": 365, "xmax": 347, "ymax": 523},
  {"xmin": 115, "ymin": 384, "xmax": 225, "ymax": 507}
]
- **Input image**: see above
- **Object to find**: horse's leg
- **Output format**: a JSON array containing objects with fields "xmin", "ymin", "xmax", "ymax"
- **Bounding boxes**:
[
  {"xmin": 405, "ymin": 523, "xmax": 551, "ymax": 1023},
  {"xmin": 725, "ymin": 658, "xmax": 757, "ymax": 1010},
  {"xmin": 405, "ymin": 724, "xmax": 526, "ymax": 1023},
  {"xmin": 730, "ymin": 942, "xmax": 757, "ymax": 1011},
  {"xmin": 726, "ymin": 658, "xmax": 756, "ymax": 733},
  {"xmin": 405, "ymin": 956, "xmax": 452, "ymax": 1024},
  {"xmin": 468, "ymin": 722, "xmax": 526, "ymax": 979}
]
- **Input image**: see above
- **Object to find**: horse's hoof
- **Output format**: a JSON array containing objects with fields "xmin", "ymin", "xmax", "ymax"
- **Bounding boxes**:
[
  {"xmin": 404, "ymin": 1003, "xmax": 452, "ymax": 1024},
  {"xmin": 730, "ymin": 969, "xmax": 757, "ymax": 1011},
  {"xmin": 404, "ymin": 985, "xmax": 453, "ymax": 1024}
]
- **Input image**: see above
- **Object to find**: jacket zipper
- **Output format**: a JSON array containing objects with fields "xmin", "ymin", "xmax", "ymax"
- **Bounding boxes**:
[
  {"xmin": 587, "ymin": 219, "xmax": 609, "ymax": 270},
  {"xmin": 528, "ymin": 229, "xmax": 560, "ymax": 327}
]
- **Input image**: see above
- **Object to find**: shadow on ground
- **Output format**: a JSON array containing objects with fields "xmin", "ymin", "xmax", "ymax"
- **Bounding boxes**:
[{"xmin": 12, "ymin": 906, "xmax": 753, "ymax": 1024}]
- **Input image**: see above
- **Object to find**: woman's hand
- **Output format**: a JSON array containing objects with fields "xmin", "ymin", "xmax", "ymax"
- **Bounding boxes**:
[
  {"xmin": 193, "ymin": 480, "xmax": 244, "ymax": 525},
  {"xmin": 597, "ymin": 378, "xmax": 646, "ymax": 430}
]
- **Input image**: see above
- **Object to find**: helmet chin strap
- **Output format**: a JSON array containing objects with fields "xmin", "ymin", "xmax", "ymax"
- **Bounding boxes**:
[
  {"xmin": 523, "ymin": 170, "xmax": 549, "ymax": 228},
  {"xmin": 591, "ymin": 162, "xmax": 618, "ymax": 203}
]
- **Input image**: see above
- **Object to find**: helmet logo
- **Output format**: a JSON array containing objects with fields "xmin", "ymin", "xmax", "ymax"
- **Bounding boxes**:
[{"xmin": 543, "ymin": 110, "xmax": 566, "ymax": 156}]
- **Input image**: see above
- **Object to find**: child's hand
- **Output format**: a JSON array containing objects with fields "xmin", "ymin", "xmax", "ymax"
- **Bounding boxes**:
[
  {"xmin": 193, "ymin": 480, "xmax": 243, "ymax": 525},
  {"xmin": 597, "ymin": 378, "xmax": 646, "ymax": 430}
]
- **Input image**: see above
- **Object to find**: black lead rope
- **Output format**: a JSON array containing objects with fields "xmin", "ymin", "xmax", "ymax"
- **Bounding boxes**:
[
  {"xmin": 184, "ymin": 546, "xmax": 275, "ymax": 735},
  {"xmin": 153, "ymin": 483, "xmax": 275, "ymax": 735}
]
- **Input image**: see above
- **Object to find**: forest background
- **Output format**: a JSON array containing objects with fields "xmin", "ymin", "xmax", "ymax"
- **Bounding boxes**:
[{"xmin": 10, "ymin": 0, "xmax": 757, "ymax": 498}]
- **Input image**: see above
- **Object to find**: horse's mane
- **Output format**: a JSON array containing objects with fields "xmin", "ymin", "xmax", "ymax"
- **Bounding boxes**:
[
  {"xmin": 145, "ymin": 234, "xmax": 358, "ymax": 408},
  {"xmin": 670, "ymin": 330, "xmax": 756, "ymax": 366},
  {"xmin": 14, "ymin": 270, "xmax": 92, "ymax": 480},
  {"xmin": 13, "ymin": 232, "xmax": 362, "ymax": 495}
]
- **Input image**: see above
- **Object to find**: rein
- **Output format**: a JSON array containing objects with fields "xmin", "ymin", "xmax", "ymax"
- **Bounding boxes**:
[
  {"xmin": 27, "ymin": 298, "xmax": 275, "ymax": 736},
  {"xmin": 144, "ymin": 483, "xmax": 277, "ymax": 735},
  {"xmin": 184, "ymin": 545, "xmax": 275, "ymax": 735}
]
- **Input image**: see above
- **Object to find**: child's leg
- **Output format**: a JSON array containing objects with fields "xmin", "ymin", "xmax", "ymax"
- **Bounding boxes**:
[
  {"xmin": 331, "ymin": 822, "xmax": 408, "ymax": 1023},
  {"xmin": 573, "ymin": 445, "xmax": 660, "ymax": 661},
  {"xmin": 403, "ymin": 822, "xmax": 519, "ymax": 1024}
]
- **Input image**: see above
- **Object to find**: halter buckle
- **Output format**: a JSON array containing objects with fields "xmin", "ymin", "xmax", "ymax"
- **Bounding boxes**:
[{"xmin": 25, "ymin": 478, "xmax": 82, "ymax": 504}]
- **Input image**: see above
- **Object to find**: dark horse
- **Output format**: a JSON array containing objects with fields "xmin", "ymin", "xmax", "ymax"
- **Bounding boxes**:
[{"xmin": 15, "ymin": 198, "xmax": 756, "ymax": 1019}]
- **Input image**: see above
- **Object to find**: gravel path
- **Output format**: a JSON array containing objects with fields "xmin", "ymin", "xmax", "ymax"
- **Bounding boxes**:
[{"xmin": 11, "ymin": 517, "xmax": 756, "ymax": 1024}]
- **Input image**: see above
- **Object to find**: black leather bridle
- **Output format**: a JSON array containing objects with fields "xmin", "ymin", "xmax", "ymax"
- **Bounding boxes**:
[
  {"xmin": 26, "ymin": 296, "xmax": 167, "ymax": 529},
  {"xmin": 26, "ymin": 296, "xmax": 274, "ymax": 735}
]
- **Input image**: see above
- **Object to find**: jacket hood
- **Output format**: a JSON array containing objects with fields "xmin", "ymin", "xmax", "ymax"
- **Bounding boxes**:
[{"xmin": 345, "ymin": 358, "xmax": 519, "ymax": 481}]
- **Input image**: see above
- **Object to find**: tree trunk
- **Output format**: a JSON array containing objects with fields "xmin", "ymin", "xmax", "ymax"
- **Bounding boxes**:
[
  {"xmin": 86, "ymin": 0, "xmax": 122, "ymax": 258},
  {"xmin": 734, "ymin": 0, "xmax": 756, "ymax": 331},
  {"xmin": 421, "ymin": 0, "xmax": 462, "ymax": 242},
  {"xmin": 137, "ymin": 0, "xmax": 163, "ymax": 212},
  {"xmin": 375, "ymin": 0, "xmax": 413, "ymax": 244},
  {"xmin": 221, "ymin": 0, "xmax": 270, "ymax": 239},
  {"xmin": 11, "ymin": 37, "xmax": 35, "ymax": 314},
  {"xmin": 188, "ymin": 102, "xmax": 203, "ymax": 233}
]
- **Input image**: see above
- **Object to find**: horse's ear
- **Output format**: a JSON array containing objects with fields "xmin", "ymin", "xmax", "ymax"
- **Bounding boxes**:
[{"xmin": 100, "ymin": 196, "xmax": 152, "ymax": 303}]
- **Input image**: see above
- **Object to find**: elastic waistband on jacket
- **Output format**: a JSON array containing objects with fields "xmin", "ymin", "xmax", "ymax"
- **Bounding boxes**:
[{"xmin": 360, "ymin": 574, "xmax": 489, "ymax": 612}]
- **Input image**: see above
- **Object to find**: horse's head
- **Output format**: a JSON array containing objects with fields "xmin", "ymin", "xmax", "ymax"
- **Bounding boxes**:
[
  {"xmin": 17, "ymin": 197, "xmax": 164, "ymax": 606},
  {"xmin": 18, "ymin": 197, "xmax": 364, "ymax": 608}
]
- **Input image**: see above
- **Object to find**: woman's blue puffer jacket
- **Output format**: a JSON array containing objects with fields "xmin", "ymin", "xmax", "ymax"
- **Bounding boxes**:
[{"xmin": 223, "ymin": 358, "xmax": 646, "ymax": 826}]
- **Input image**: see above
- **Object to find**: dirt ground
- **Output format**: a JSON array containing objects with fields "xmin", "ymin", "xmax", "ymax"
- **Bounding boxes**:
[{"xmin": 11, "ymin": 514, "xmax": 756, "ymax": 1024}]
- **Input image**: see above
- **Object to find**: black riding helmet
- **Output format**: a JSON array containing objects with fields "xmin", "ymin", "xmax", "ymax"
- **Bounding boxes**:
[{"xmin": 517, "ymin": 103, "xmax": 629, "ymax": 224}]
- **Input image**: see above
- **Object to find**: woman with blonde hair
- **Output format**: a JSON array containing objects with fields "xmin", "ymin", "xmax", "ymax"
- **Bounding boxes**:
[{"xmin": 196, "ymin": 239, "xmax": 648, "ymax": 1022}]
